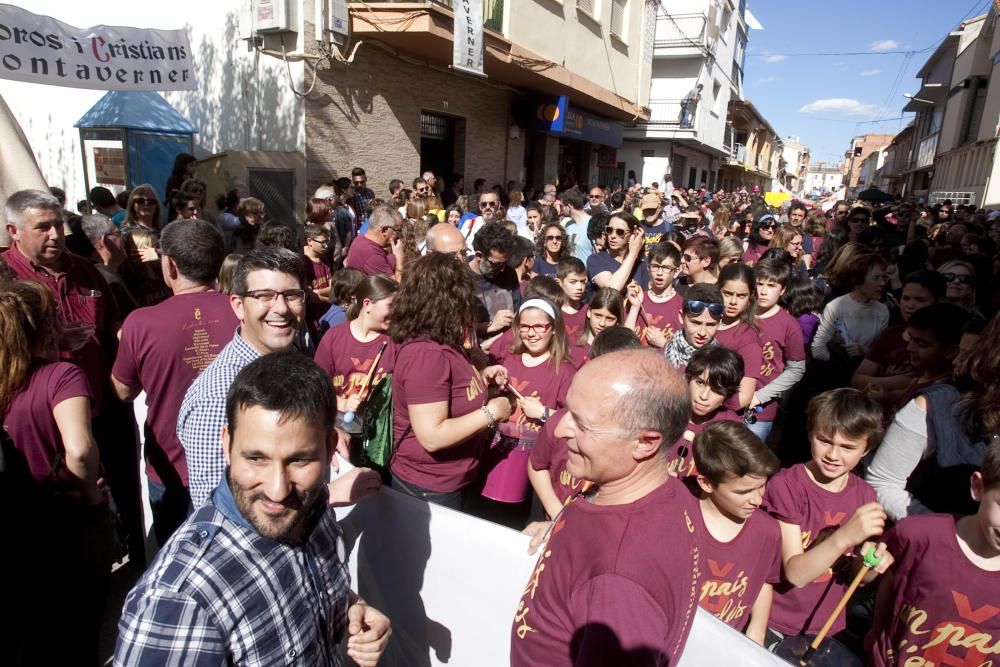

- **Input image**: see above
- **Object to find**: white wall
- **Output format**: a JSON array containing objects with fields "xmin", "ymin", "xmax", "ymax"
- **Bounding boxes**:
[{"xmin": 0, "ymin": 0, "xmax": 304, "ymax": 203}]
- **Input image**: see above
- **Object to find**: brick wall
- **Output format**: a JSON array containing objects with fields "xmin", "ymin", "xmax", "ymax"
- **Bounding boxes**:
[{"xmin": 304, "ymin": 42, "xmax": 512, "ymax": 200}]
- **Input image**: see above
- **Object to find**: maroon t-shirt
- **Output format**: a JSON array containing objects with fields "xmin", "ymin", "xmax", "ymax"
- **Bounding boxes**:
[
  {"xmin": 487, "ymin": 328, "xmax": 515, "ymax": 365},
  {"xmin": 869, "ymin": 514, "xmax": 1000, "ymax": 667},
  {"xmin": 314, "ymin": 323, "xmax": 395, "ymax": 400},
  {"xmin": 864, "ymin": 324, "xmax": 913, "ymax": 377},
  {"xmin": 3, "ymin": 361, "xmax": 92, "ymax": 488},
  {"xmin": 112, "ymin": 292, "xmax": 237, "ymax": 486},
  {"xmin": 715, "ymin": 322, "xmax": 763, "ymax": 411},
  {"xmin": 635, "ymin": 290, "xmax": 683, "ymax": 346},
  {"xmin": 742, "ymin": 243, "xmax": 767, "ymax": 267},
  {"xmin": 763, "ymin": 464, "xmax": 878, "ymax": 636},
  {"xmin": 679, "ymin": 484, "xmax": 782, "ymax": 632},
  {"xmin": 561, "ymin": 306, "xmax": 588, "ymax": 341},
  {"xmin": 346, "ymin": 235, "xmax": 396, "ymax": 277},
  {"xmin": 492, "ymin": 347, "xmax": 575, "ymax": 441},
  {"xmin": 304, "ymin": 256, "xmax": 332, "ymax": 292},
  {"xmin": 3, "ymin": 246, "xmax": 120, "ymax": 410},
  {"xmin": 755, "ymin": 308, "xmax": 806, "ymax": 421},
  {"xmin": 390, "ymin": 339, "xmax": 489, "ymax": 492},
  {"xmin": 529, "ymin": 408, "xmax": 593, "ymax": 508},
  {"xmin": 666, "ymin": 409, "xmax": 740, "ymax": 477},
  {"xmin": 510, "ymin": 477, "xmax": 702, "ymax": 667}
]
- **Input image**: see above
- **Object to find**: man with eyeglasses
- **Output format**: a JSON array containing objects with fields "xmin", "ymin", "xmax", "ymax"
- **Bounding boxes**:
[
  {"xmin": 348, "ymin": 167, "xmax": 375, "ymax": 227},
  {"xmin": 460, "ymin": 191, "xmax": 502, "ymax": 251},
  {"xmin": 345, "ymin": 204, "xmax": 405, "ymax": 282},
  {"xmin": 469, "ymin": 222, "xmax": 522, "ymax": 340},
  {"xmin": 584, "ymin": 186, "xmax": 607, "ymax": 213},
  {"xmin": 425, "ymin": 222, "xmax": 467, "ymax": 263},
  {"xmin": 663, "ymin": 283, "xmax": 724, "ymax": 370},
  {"xmin": 78, "ymin": 214, "xmax": 139, "ymax": 317},
  {"xmin": 422, "ymin": 171, "xmax": 438, "ymax": 194},
  {"xmin": 412, "ymin": 177, "xmax": 431, "ymax": 198}
]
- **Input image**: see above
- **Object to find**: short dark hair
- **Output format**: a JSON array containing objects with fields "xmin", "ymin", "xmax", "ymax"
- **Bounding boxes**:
[
  {"xmin": 648, "ymin": 242, "xmax": 681, "ymax": 265},
  {"xmin": 561, "ymin": 189, "xmax": 585, "ymax": 211},
  {"xmin": 556, "ymin": 256, "xmax": 586, "ymax": 281},
  {"xmin": 523, "ymin": 276, "xmax": 565, "ymax": 307},
  {"xmin": 789, "ymin": 201, "xmax": 807, "ymax": 216},
  {"xmin": 88, "ymin": 186, "xmax": 117, "ymax": 208},
  {"xmin": 902, "ymin": 269, "xmax": 947, "ymax": 300},
  {"xmin": 159, "ymin": 219, "xmax": 226, "ymax": 284},
  {"xmin": 807, "ymin": 388, "xmax": 885, "ymax": 451},
  {"xmin": 588, "ymin": 212, "xmax": 610, "ymax": 242},
  {"xmin": 472, "ymin": 222, "xmax": 515, "ymax": 256},
  {"xmin": 907, "ymin": 303, "xmax": 970, "ymax": 347},
  {"xmin": 226, "ymin": 350, "xmax": 334, "ymax": 437},
  {"xmin": 351, "ymin": 167, "xmax": 366, "ymax": 178},
  {"xmin": 780, "ymin": 275, "xmax": 824, "ymax": 317},
  {"xmin": 841, "ymin": 252, "xmax": 886, "ymax": 288},
  {"xmin": 754, "ymin": 257, "xmax": 792, "ymax": 287},
  {"xmin": 683, "ymin": 236, "xmax": 719, "ymax": 267},
  {"xmin": 171, "ymin": 190, "xmax": 197, "ymax": 211},
  {"xmin": 694, "ymin": 421, "xmax": 779, "ymax": 486},
  {"xmin": 684, "ymin": 282, "xmax": 724, "ymax": 309},
  {"xmin": 507, "ymin": 235, "xmax": 536, "ymax": 269},
  {"xmin": 388, "ymin": 178, "xmax": 403, "ymax": 193},
  {"xmin": 684, "ymin": 346, "xmax": 743, "ymax": 397},
  {"xmin": 231, "ymin": 247, "xmax": 305, "ymax": 296},
  {"xmin": 590, "ymin": 326, "xmax": 641, "ymax": 358}
]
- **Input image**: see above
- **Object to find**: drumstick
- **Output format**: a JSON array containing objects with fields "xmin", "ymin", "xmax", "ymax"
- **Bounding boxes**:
[
  {"xmin": 507, "ymin": 383, "xmax": 526, "ymax": 401},
  {"xmin": 343, "ymin": 341, "xmax": 388, "ymax": 424},
  {"xmin": 799, "ymin": 546, "xmax": 882, "ymax": 666}
]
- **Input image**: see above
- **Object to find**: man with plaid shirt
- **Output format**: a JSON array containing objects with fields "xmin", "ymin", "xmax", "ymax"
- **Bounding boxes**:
[{"xmin": 116, "ymin": 351, "xmax": 390, "ymax": 666}]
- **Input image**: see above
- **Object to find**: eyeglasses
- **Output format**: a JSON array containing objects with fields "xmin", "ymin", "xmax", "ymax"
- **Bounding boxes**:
[
  {"xmin": 134, "ymin": 197, "xmax": 157, "ymax": 206},
  {"xmin": 604, "ymin": 226, "xmax": 629, "ymax": 238},
  {"xmin": 240, "ymin": 289, "xmax": 306, "ymax": 305},
  {"xmin": 384, "ymin": 226, "xmax": 401, "ymax": 235},
  {"xmin": 588, "ymin": 193, "xmax": 603, "ymax": 199},
  {"xmin": 352, "ymin": 179, "xmax": 365, "ymax": 187},
  {"xmin": 480, "ymin": 200, "xmax": 499, "ymax": 208},
  {"xmin": 941, "ymin": 272, "xmax": 974, "ymax": 285},
  {"xmin": 309, "ymin": 238, "xmax": 329, "ymax": 246},
  {"xmin": 649, "ymin": 263, "xmax": 678, "ymax": 273},
  {"xmin": 682, "ymin": 253, "xmax": 698, "ymax": 263},
  {"xmin": 759, "ymin": 222, "xmax": 777, "ymax": 230},
  {"xmin": 518, "ymin": 323, "xmax": 553, "ymax": 335},
  {"xmin": 545, "ymin": 235, "xmax": 564, "ymax": 242},
  {"xmin": 683, "ymin": 300, "xmax": 725, "ymax": 320},
  {"xmin": 482, "ymin": 256, "xmax": 507, "ymax": 268}
]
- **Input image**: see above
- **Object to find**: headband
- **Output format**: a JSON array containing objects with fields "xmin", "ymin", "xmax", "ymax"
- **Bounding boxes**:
[{"xmin": 519, "ymin": 298, "xmax": 556, "ymax": 320}]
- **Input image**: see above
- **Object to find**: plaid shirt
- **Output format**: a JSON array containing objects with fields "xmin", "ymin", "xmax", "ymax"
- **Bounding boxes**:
[
  {"xmin": 177, "ymin": 330, "xmax": 261, "ymax": 506},
  {"xmin": 348, "ymin": 187, "xmax": 374, "ymax": 230},
  {"xmin": 115, "ymin": 479, "xmax": 350, "ymax": 666}
]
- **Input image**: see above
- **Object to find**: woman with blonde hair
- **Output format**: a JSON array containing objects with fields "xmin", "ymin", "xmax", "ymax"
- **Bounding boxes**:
[
  {"xmin": 936, "ymin": 258, "xmax": 979, "ymax": 315},
  {"xmin": 717, "ymin": 235, "xmax": 743, "ymax": 269},
  {"xmin": 121, "ymin": 183, "xmax": 162, "ymax": 234},
  {"xmin": 770, "ymin": 224, "xmax": 809, "ymax": 272},
  {"xmin": 710, "ymin": 206, "xmax": 731, "ymax": 238}
]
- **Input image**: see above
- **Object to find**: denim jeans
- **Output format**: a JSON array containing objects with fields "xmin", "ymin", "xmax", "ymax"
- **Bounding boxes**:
[
  {"xmin": 745, "ymin": 419, "xmax": 774, "ymax": 442},
  {"xmin": 148, "ymin": 478, "xmax": 194, "ymax": 546}
]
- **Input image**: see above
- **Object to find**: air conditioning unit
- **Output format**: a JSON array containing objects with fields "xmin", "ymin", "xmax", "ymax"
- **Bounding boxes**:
[
  {"xmin": 254, "ymin": 0, "xmax": 296, "ymax": 34},
  {"xmin": 315, "ymin": 0, "xmax": 350, "ymax": 44}
]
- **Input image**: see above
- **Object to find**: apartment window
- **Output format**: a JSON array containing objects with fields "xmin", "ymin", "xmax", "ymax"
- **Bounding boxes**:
[
  {"xmin": 961, "ymin": 85, "xmax": 987, "ymax": 144},
  {"xmin": 577, "ymin": 0, "xmax": 597, "ymax": 19},
  {"xmin": 720, "ymin": 5, "xmax": 732, "ymax": 34},
  {"xmin": 610, "ymin": 0, "xmax": 627, "ymax": 38}
]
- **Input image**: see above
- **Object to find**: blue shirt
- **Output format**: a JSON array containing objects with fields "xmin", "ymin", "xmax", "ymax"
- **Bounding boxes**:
[
  {"xmin": 586, "ymin": 251, "xmax": 649, "ymax": 291},
  {"xmin": 115, "ymin": 478, "xmax": 350, "ymax": 666}
]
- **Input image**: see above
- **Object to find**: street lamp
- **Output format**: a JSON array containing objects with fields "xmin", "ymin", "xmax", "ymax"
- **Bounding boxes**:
[{"xmin": 903, "ymin": 93, "xmax": 934, "ymax": 104}]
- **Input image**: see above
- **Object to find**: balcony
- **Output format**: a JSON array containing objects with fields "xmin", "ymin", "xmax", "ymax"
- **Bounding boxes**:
[
  {"xmin": 653, "ymin": 12, "xmax": 707, "ymax": 54},
  {"xmin": 625, "ymin": 99, "xmax": 698, "ymax": 131},
  {"xmin": 349, "ymin": 0, "xmax": 503, "ymax": 32}
]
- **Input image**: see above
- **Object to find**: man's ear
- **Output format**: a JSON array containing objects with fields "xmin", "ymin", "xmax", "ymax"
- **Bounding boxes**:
[
  {"xmin": 222, "ymin": 425, "xmax": 232, "ymax": 466},
  {"xmin": 5, "ymin": 223, "xmax": 18, "ymax": 242},
  {"xmin": 230, "ymin": 293, "xmax": 245, "ymax": 322},
  {"xmin": 633, "ymin": 429, "xmax": 664, "ymax": 462}
]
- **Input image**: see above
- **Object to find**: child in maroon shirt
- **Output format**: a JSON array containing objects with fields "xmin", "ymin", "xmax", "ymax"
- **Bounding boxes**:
[
  {"xmin": 866, "ymin": 442, "xmax": 1000, "ymax": 666},
  {"xmin": 715, "ymin": 263, "xmax": 764, "ymax": 411},
  {"xmin": 668, "ymin": 347, "xmax": 743, "ymax": 477},
  {"xmin": 687, "ymin": 421, "xmax": 782, "ymax": 644},
  {"xmin": 627, "ymin": 242, "xmax": 684, "ymax": 348},
  {"xmin": 554, "ymin": 257, "xmax": 589, "ymax": 340},
  {"xmin": 763, "ymin": 389, "xmax": 894, "ymax": 645},
  {"xmin": 891, "ymin": 302, "xmax": 969, "ymax": 412}
]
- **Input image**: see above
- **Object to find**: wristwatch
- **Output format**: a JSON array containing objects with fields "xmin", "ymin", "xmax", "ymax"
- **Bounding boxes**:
[{"xmin": 540, "ymin": 407, "xmax": 550, "ymax": 424}]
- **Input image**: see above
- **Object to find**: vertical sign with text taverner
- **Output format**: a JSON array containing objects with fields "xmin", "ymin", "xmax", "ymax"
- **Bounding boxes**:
[
  {"xmin": 453, "ymin": 0, "xmax": 485, "ymax": 77},
  {"xmin": 0, "ymin": 4, "xmax": 196, "ymax": 91}
]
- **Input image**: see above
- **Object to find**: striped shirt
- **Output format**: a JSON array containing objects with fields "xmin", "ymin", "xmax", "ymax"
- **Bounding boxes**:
[
  {"xmin": 115, "ymin": 479, "xmax": 350, "ymax": 666},
  {"xmin": 177, "ymin": 330, "xmax": 261, "ymax": 506}
]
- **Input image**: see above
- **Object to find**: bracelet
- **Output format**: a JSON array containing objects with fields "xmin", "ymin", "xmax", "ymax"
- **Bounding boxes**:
[{"xmin": 481, "ymin": 404, "xmax": 497, "ymax": 430}]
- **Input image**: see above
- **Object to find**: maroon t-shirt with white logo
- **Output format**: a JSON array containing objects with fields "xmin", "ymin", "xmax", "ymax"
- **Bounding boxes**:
[
  {"xmin": 755, "ymin": 307, "xmax": 806, "ymax": 421},
  {"xmin": 716, "ymin": 322, "xmax": 764, "ymax": 411},
  {"xmin": 491, "ymin": 347, "xmax": 575, "ymax": 441},
  {"xmin": 346, "ymin": 235, "xmax": 396, "ymax": 277},
  {"xmin": 529, "ymin": 408, "xmax": 592, "ymax": 508},
  {"xmin": 113, "ymin": 292, "xmax": 237, "ymax": 486},
  {"xmin": 763, "ymin": 464, "xmax": 877, "ymax": 636},
  {"xmin": 3, "ymin": 361, "xmax": 92, "ymax": 488},
  {"xmin": 678, "ymin": 483, "xmax": 783, "ymax": 632},
  {"xmin": 667, "ymin": 409, "xmax": 740, "ymax": 477},
  {"xmin": 390, "ymin": 339, "xmax": 489, "ymax": 492},
  {"xmin": 561, "ymin": 306, "xmax": 589, "ymax": 341},
  {"xmin": 510, "ymin": 477, "xmax": 702, "ymax": 667},
  {"xmin": 314, "ymin": 323, "xmax": 395, "ymax": 402},
  {"xmin": 869, "ymin": 513, "xmax": 1000, "ymax": 667},
  {"xmin": 636, "ymin": 290, "xmax": 683, "ymax": 346}
]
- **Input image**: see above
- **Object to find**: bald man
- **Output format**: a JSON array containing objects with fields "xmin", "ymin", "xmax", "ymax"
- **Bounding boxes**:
[
  {"xmin": 511, "ymin": 349, "xmax": 703, "ymax": 667},
  {"xmin": 425, "ymin": 222, "xmax": 467, "ymax": 263}
]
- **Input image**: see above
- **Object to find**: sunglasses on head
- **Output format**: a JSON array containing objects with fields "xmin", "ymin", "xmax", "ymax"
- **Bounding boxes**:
[
  {"xmin": 684, "ymin": 300, "xmax": 724, "ymax": 320},
  {"xmin": 941, "ymin": 272, "xmax": 974, "ymax": 285},
  {"xmin": 604, "ymin": 226, "xmax": 629, "ymax": 238}
]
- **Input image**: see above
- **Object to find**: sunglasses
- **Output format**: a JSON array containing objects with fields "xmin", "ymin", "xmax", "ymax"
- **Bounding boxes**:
[
  {"xmin": 589, "ymin": 194, "xmax": 603, "ymax": 199},
  {"xmin": 759, "ymin": 222, "xmax": 777, "ymax": 230},
  {"xmin": 604, "ymin": 226, "xmax": 629, "ymax": 238},
  {"xmin": 683, "ymin": 300, "xmax": 725, "ymax": 320},
  {"xmin": 480, "ymin": 200, "xmax": 499, "ymax": 208},
  {"xmin": 352, "ymin": 179, "xmax": 366, "ymax": 186},
  {"xmin": 545, "ymin": 235, "xmax": 564, "ymax": 242},
  {"xmin": 941, "ymin": 272, "xmax": 974, "ymax": 285},
  {"xmin": 134, "ymin": 197, "xmax": 157, "ymax": 206}
]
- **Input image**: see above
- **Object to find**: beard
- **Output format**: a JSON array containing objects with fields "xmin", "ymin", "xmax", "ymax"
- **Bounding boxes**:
[{"xmin": 227, "ymin": 470, "xmax": 323, "ymax": 543}]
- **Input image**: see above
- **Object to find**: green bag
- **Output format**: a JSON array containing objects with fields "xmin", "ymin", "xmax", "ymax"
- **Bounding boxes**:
[{"xmin": 360, "ymin": 375, "xmax": 394, "ymax": 468}]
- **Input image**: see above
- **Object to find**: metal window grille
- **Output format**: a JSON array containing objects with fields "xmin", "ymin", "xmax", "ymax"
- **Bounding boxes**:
[
  {"xmin": 421, "ymin": 112, "xmax": 451, "ymax": 140},
  {"xmin": 611, "ymin": 0, "xmax": 626, "ymax": 36},
  {"xmin": 577, "ymin": 0, "xmax": 595, "ymax": 17}
]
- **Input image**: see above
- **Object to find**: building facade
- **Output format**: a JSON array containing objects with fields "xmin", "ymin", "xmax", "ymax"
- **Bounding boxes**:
[
  {"xmin": 843, "ymin": 133, "xmax": 894, "ymax": 195},
  {"xmin": 803, "ymin": 162, "xmax": 843, "ymax": 194},
  {"xmin": 717, "ymin": 98, "xmax": 779, "ymax": 192},
  {"xmin": 777, "ymin": 135, "xmax": 809, "ymax": 194}
]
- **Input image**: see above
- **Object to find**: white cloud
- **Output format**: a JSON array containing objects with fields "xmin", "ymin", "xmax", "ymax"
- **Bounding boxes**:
[
  {"xmin": 799, "ymin": 98, "xmax": 884, "ymax": 116},
  {"xmin": 752, "ymin": 75, "xmax": 780, "ymax": 86},
  {"xmin": 860, "ymin": 69, "xmax": 881, "ymax": 76},
  {"xmin": 870, "ymin": 39, "xmax": 899, "ymax": 52},
  {"xmin": 763, "ymin": 53, "xmax": 786, "ymax": 63}
]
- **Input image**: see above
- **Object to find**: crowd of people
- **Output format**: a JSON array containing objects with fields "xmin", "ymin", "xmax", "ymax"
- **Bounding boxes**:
[{"xmin": 2, "ymin": 159, "xmax": 999, "ymax": 666}]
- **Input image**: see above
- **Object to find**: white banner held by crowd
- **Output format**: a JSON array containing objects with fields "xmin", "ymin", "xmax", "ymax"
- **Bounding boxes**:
[
  {"xmin": 0, "ymin": 4, "xmax": 196, "ymax": 91},
  {"xmin": 453, "ymin": 0, "xmax": 485, "ymax": 77}
]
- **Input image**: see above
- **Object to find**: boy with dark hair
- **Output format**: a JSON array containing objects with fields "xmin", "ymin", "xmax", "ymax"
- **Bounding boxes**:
[
  {"xmin": 555, "ymin": 257, "xmax": 589, "ymax": 339},
  {"xmin": 866, "ymin": 441, "xmax": 1000, "ymax": 666},
  {"xmin": 626, "ymin": 242, "xmax": 683, "ymax": 348},
  {"xmin": 750, "ymin": 257, "xmax": 807, "ymax": 440},
  {"xmin": 663, "ymin": 282, "xmax": 725, "ymax": 370},
  {"xmin": 892, "ymin": 302, "xmax": 970, "ymax": 409},
  {"xmin": 763, "ymin": 388, "xmax": 894, "ymax": 647},
  {"xmin": 667, "ymin": 346, "xmax": 744, "ymax": 477},
  {"xmin": 678, "ymin": 236, "xmax": 720, "ymax": 290},
  {"xmin": 689, "ymin": 421, "xmax": 782, "ymax": 645}
]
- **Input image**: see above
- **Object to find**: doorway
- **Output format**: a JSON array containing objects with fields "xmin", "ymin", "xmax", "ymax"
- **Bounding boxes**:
[{"xmin": 420, "ymin": 111, "xmax": 456, "ymax": 186}]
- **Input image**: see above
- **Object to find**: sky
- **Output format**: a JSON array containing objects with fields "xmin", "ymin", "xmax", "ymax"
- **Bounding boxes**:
[{"xmin": 743, "ymin": 0, "xmax": 992, "ymax": 165}]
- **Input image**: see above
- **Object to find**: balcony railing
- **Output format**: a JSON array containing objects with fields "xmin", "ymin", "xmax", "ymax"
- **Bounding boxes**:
[
  {"xmin": 625, "ymin": 99, "xmax": 697, "ymax": 130},
  {"xmin": 653, "ymin": 12, "xmax": 707, "ymax": 48},
  {"xmin": 731, "ymin": 143, "xmax": 746, "ymax": 164},
  {"xmin": 352, "ymin": 0, "xmax": 503, "ymax": 31}
]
